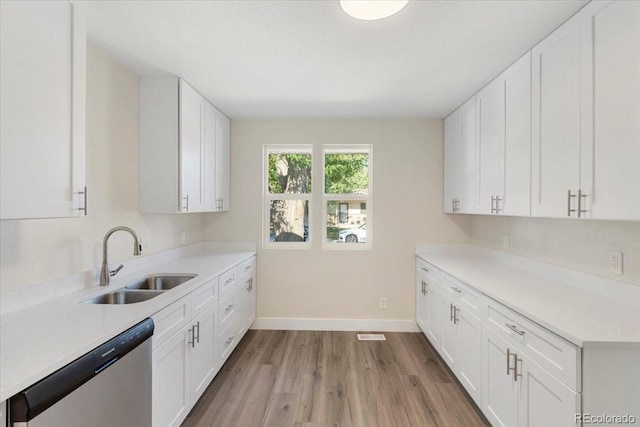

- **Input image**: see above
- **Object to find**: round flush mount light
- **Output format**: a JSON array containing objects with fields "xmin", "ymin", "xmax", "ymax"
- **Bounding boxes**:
[{"xmin": 340, "ymin": 0, "xmax": 409, "ymax": 21}]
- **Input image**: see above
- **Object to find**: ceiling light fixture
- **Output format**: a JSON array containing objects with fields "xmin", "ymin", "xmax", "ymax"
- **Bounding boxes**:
[{"xmin": 340, "ymin": 0, "xmax": 409, "ymax": 21}]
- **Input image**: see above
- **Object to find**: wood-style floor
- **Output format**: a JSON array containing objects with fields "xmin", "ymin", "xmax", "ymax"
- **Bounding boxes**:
[{"xmin": 183, "ymin": 330, "xmax": 489, "ymax": 427}]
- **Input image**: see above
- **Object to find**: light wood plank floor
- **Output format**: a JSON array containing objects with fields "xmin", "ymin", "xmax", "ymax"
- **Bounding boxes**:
[{"xmin": 183, "ymin": 330, "xmax": 489, "ymax": 427}]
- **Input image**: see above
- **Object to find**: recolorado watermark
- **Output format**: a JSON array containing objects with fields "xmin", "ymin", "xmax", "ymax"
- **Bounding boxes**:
[{"xmin": 575, "ymin": 413, "xmax": 637, "ymax": 424}]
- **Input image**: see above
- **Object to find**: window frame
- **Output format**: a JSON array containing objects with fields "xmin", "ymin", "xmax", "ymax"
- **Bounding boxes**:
[
  {"xmin": 322, "ymin": 145, "xmax": 373, "ymax": 250},
  {"xmin": 263, "ymin": 145, "xmax": 313, "ymax": 249}
]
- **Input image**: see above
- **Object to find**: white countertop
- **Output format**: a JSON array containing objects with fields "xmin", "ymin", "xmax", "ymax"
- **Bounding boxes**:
[
  {"xmin": 416, "ymin": 244, "xmax": 640, "ymax": 349},
  {"xmin": 0, "ymin": 241, "xmax": 256, "ymax": 402}
]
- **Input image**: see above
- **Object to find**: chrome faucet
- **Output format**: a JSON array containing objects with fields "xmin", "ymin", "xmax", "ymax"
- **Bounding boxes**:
[{"xmin": 100, "ymin": 226, "xmax": 142, "ymax": 286}]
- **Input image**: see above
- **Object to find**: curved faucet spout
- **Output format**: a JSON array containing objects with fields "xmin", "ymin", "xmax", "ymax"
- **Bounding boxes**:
[{"xmin": 100, "ymin": 226, "xmax": 142, "ymax": 286}]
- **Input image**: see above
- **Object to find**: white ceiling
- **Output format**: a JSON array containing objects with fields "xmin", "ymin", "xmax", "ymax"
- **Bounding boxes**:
[{"xmin": 86, "ymin": 0, "xmax": 588, "ymax": 119}]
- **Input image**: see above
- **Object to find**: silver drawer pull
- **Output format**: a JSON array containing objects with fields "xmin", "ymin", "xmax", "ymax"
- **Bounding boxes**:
[
  {"xmin": 225, "ymin": 304, "xmax": 234, "ymax": 311},
  {"xmin": 225, "ymin": 336, "xmax": 234, "ymax": 345},
  {"xmin": 450, "ymin": 286, "xmax": 462, "ymax": 293},
  {"xmin": 244, "ymin": 265, "xmax": 252, "ymax": 271},
  {"xmin": 421, "ymin": 267, "xmax": 429, "ymax": 272},
  {"xmin": 505, "ymin": 323, "xmax": 525, "ymax": 336},
  {"xmin": 225, "ymin": 277, "xmax": 234, "ymax": 284}
]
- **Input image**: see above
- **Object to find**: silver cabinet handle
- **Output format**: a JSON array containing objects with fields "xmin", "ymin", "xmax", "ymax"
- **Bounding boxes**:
[
  {"xmin": 450, "ymin": 286, "xmax": 462, "ymax": 293},
  {"xmin": 450, "ymin": 303, "xmax": 454, "ymax": 322},
  {"xmin": 246, "ymin": 278, "xmax": 252, "ymax": 291},
  {"xmin": 188, "ymin": 326, "xmax": 195, "ymax": 348},
  {"xmin": 578, "ymin": 189, "xmax": 587, "ymax": 217},
  {"xmin": 514, "ymin": 355, "xmax": 523, "ymax": 382},
  {"xmin": 507, "ymin": 348, "xmax": 513, "ymax": 375},
  {"xmin": 505, "ymin": 323, "xmax": 525, "ymax": 336},
  {"xmin": 495, "ymin": 195, "xmax": 502, "ymax": 214},
  {"xmin": 225, "ymin": 336, "xmax": 234, "ymax": 345},
  {"xmin": 225, "ymin": 304, "xmax": 234, "ymax": 312},
  {"xmin": 422, "ymin": 280, "xmax": 428, "ymax": 295},
  {"xmin": 491, "ymin": 195, "xmax": 496, "ymax": 214},
  {"xmin": 421, "ymin": 267, "xmax": 429, "ymax": 272},
  {"xmin": 195, "ymin": 321, "xmax": 200, "ymax": 344},
  {"xmin": 244, "ymin": 264, "xmax": 252, "ymax": 271},
  {"xmin": 250, "ymin": 277, "xmax": 253, "ymax": 291},
  {"xmin": 182, "ymin": 194, "xmax": 189, "ymax": 212},
  {"xmin": 77, "ymin": 186, "xmax": 87, "ymax": 215},
  {"xmin": 225, "ymin": 277, "xmax": 233, "ymax": 285},
  {"xmin": 453, "ymin": 306, "xmax": 460, "ymax": 324},
  {"xmin": 567, "ymin": 190, "xmax": 576, "ymax": 217}
]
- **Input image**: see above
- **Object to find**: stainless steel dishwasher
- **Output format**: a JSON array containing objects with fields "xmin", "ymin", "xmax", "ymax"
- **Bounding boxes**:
[{"xmin": 8, "ymin": 318, "xmax": 154, "ymax": 427}]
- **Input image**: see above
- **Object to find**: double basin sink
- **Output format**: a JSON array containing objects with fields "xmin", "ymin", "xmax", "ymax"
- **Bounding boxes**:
[{"xmin": 84, "ymin": 275, "xmax": 196, "ymax": 305}]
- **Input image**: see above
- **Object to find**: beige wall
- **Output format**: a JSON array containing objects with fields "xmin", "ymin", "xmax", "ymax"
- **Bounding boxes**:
[
  {"xmin": 204, "ymin": 119, "xmax": 472, "ymax": 321},
  {"xmin": 471, "ymin": 216, "xmax": 640, "ymax": 286},
  {"xmin": 0, "ymin": 46, "xmax": 204, "ymax": 292}
]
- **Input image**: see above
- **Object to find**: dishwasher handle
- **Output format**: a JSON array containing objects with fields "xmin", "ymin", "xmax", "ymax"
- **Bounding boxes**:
[{"xmin": 9, "ymin": 318, "xmax": 154, "ymax": 423}]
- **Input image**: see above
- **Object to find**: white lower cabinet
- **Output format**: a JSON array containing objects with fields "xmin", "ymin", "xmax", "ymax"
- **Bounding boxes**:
[
  {"xmin": 236, "ymin": 256, "xmax": 257, "ymax": 338},
  {"xmin": 482, "ymin": 326, "xmax": 580, "ymax": 427},
  {"xmin": 151, "ymin": 256, "xmax": 257, "ymax": 427},
  {"xmin": 416, "ymin": 256, "xmax": 580, "ymax": 425}
]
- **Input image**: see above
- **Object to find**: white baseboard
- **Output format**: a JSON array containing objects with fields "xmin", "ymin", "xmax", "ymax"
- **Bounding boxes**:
[{"xmin": 251, "ymin": 317, "xmax": 420, "ymax": 332}]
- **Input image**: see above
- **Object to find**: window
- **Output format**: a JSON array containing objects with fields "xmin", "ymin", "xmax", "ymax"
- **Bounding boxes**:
[
  {"xmin": 264, "ymin": 146, "xmax": 312, "ymax": 248},
  {"xmin": 323, "ymin": 146, "xmax": 372, "ymax": 249}
]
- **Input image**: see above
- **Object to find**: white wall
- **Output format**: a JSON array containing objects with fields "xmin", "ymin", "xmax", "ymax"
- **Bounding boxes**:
[
  {"xmin": 204, "ymin": 119, "xmax": 472, "ymax": 325},
  {"xmin": 471, "ymin": 216, "xmax": 640, "ymax": 286},
  {"xmin": 0, "ymin": 46, "xmax": 204, "ymax": 292}
]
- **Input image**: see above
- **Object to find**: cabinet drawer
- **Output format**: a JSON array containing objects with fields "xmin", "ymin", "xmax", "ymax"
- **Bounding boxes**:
[
  {"xmin": 192, "ymin": 278, "xmax": 218, "ymax": 317},
  {"xmin": 218, "ymin": 290, "xmax": 237, "ymax": 334},
  {"xmin": 152, "ymin": 294, "xmax": 192, "ymax": 349},
  {"xmin": 218, "ymin": 321, "xmax": 237, "ymax": 365},
  {"xmin": 236, "ymin": 256, "xmax": 256, "ymax": 277},
  {"xmin": 416, "ymin": 258, "xmax": 440, "ymax": 283},
  {"xmin": 219, "ymin": 269, "xmax": 236, "ymax": 298},
  {"xmin": 485, "ymin": 299, "xmax": 580, "ymax": 389},
  {"xmin": 441, "ymin": 273, "xmax": 483, "ymax": 316}
]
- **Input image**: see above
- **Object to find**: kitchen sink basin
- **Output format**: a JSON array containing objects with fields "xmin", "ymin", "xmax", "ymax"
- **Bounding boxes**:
[
  {"xmin": 125, "ymin": 274, "xmax": 196, "ymax": 291},
  {"xmin": 84, "ymin": 290, "xmax": 165, "ymax": 305}
]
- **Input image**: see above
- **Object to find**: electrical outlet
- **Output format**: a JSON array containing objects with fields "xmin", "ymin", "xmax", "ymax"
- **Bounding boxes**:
[
  {"xmin": 180, "ymin": 231, "xmax": 186, "ymax": 245},
  {"xmin": 379, "ymin": 297, "xmax": 388, "ymax": 310},
  {"xmin": 503, "ymin": 235, "xmax": 510, "ymax": 249},
  {"xmin": 608, "ymin": 251, "xmax": 623, "ymax": 275}
]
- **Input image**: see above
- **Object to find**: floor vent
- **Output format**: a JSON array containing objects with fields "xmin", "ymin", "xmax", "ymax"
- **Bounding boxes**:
[{"xmin": 357, "ymin": 334, "xmax": 386, "ymax": 341}]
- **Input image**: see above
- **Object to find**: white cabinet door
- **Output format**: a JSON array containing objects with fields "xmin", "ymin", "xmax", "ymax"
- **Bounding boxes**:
[
  {"xmin": 153, "ymin": 328, "xmax": 191, "ymax": 427},
  {"xmin": 458, "ymin": 309, "xmax": 482, "ymax": 404},
  {"xmin": 237, "ymin": 272, "xmax": 254, "ymax": 338},
  {"xmin": 0, "ymin": 0, "xmax": 86, "ymax": 219},
  {"xmin": 531, "ymin": 15, "xmax": 583, "ymax": 217},
  {"xmin": 581, "ymin": 0, "xmax": 640, "ymax": 220},
  {"xmin": 416, "ymin": 273, "xmax": 428, "ymax": 333},
  {"xmin": 203, "ymin": 101, "xmax": 218, "ymax": 211},
  {"xmin": 215, "ymin": 108, "xmax": 231, "ymax": 211},
  {"xmin": 518, "ymin": 354, "xmax": 580, "ymax": 427},
  {"xmin": 444, "ymin": 109, "xmax": 461, "ymax": 213},
  {"xmin": 501, "ymin": 52, "xmax": 532, "ymax": 216},
  {"xmin": 179, "ymin": 80, "xmax": 205, "ymax": 213},
  {"xmin": 190, "ymin": 304, "xmax": 218, "ymax": 404},
  {"xmin": 475, "ymin": 78, "xmax": 504, "ymax": 215},
  {"xmin": 482, "ymin": 326, "xmax": 519, "ymax": 427},
  {"xmin": 425, "ymin": 284, "xmax": 441, "ymax": 348},
  {"xmin": 439, "ymin": 292, "xmax": 458, "ymax": 369},
  {"xmin": 459, "ymin": 98, "xmax": 477, "ymax": 213}
]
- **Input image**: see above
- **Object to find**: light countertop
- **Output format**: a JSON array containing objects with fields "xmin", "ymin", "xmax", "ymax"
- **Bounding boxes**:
[
  {"xmin": 0, "ymin": 241, "xmax": 256, "ymax": 402},
  {"xmin": 416, "ymin": 244, "xmax": 640, "ymax": 349}
]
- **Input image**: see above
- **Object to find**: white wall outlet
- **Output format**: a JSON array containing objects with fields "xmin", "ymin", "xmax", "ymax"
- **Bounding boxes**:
[
  {"xmin": 379, "ymin": 297, "xmax": 388, "ymax": 310},
  {"xmin": 180, "ymin": 231, "xmax": 186, "ymax": 245},
  {"xmin": 608, "ymin": 251, "xmax": 623, "ymax": 275},
  {"xmin": 503, "ymin": 235, "xmax": 510, "ymax": 249}
]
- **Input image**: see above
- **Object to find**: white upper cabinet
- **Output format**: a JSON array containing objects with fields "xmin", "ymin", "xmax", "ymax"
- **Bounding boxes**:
[
  {"xmin": 531, "ymin": 13, "xmax": 583, "ymax": 218},
  {"xmin": 179, "ymin": 80, "xmax": 206, "ymax": 213},
  {"xmin": 0, "ymin": 0, "xmax": 86, "ymax": 219},
  {"xmin": 444, "ymin": 109, "xmax": 461, "ymax": 213},
  {"xmin": 139, "ymin": 78, "xmax": 230, "ymax": 213},
  {"xmin": 214, "ymin": 108, "xmax": 231, "ymax": 212},
  {"xmin": 581, "ymin": 0, "xmax": 640, "ymax": 220},
  {"xmin": 475, "ymin": 77, "xmax": 503, "ymax": 215},
  {"xmin": 444, "ymin": 98, "xmax": 476, "ymax": 214},
  {"xmin": 501, "ymin": 53, "xmax": 532, "ymax": 217}
]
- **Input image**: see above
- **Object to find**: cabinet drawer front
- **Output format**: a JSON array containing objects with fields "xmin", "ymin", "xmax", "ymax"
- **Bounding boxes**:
[
  {"xmin": 218, "ymin": 290, "xmax": 237, "ymax": 333},
  {"xmin": 416, "ymin": 258, "xmax": 440, "ymax": 283},
  {"xmin": 219, "ymin": 269, "xmax": 236, "ymax": 298},
  {"xmin": 441, "ymin": 273, "xmax": 483, "ymax": 316},
  {"xmin": 486, "ymin": 299, "xmax": 579, "ymax": 389},
  {"xmin": 152, "ymin": 294, "xmax": 192, "ymax": 349},
  {"xmin": 236, "ymin": 256, "xmax": 256, "ymax": 277},
  {"xmin": 218, "ymin": 322, "xmax": 237, "ymax": 365},
  {"xmin": 192, "ymin": 278, "xmax": 218, "ymax": 317}
]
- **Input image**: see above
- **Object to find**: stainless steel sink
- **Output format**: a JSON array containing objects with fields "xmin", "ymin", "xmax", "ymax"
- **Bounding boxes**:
[
  {"xmin": 124, "ymin": 274, "xmax": 196, "ymax": 291},
  {"xmin": 84, "ymin": 290, "xmax": 165, "ymax": 305}
]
